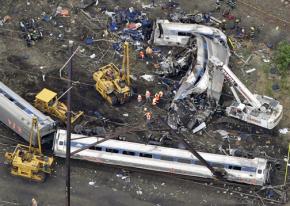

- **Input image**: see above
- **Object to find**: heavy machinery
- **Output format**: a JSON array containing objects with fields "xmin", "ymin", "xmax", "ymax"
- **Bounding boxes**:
[
  {"xmin": 5, "ymin": 117, "xmax": 53, "ymax": 182},
  {"xmin": 93, "ymin": 42, "xmax": 132, "ymax": 105},
  {"xmin": 34, "ymin": 88, "xmax": 83, "ymax": 124},
  {"xmin": 210, "ymin": 57, "xmax": 283, "ymax": 129}
]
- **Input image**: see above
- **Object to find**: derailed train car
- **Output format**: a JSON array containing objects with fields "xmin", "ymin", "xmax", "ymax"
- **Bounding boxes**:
[
  {"xmin": 153, "ymin": 19, "xmax": 230, "ymax": 101},
  {"xmin": 54, "ymin": 129, "xmax": 271, "ymax": 186},
  {"xmin": 0, "ymin": 81, "xmax": 56, "ymax": 145}
]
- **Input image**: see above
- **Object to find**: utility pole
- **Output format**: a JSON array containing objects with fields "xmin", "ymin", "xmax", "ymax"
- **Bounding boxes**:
[
  {"xmin": 284, "ymin": 143, "xmax": 290, "ymax": 186},
  {"xmin": 65, "ymin": 40, "xmax": 73, "ymax": 206}
]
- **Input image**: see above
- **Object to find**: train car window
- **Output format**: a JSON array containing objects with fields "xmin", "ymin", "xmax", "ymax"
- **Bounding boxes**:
[
  {"xmin": 139, "ymin": 153, "xmax": 152, "ymax": 158},
  {"xmin": 59, "ymin": 141, "xmax": 64, "ymax": 146},
  {"xmin": 122, "ymin": 151, "xmax": 135, "ymax": 156},
  {"xmin": 152, "ymin": 154, "xmax": 160, "ymax": 159},
  {"xmin": 177, "ymin": 32, "xmax": 192, "ymax": 37},
  {"xmin": 106, "ymin": 148, "xmax": 119, "ymax": 153},
  {"xmin": 194, "ymin": 161, "xmax": 203, "ymax": 165},
  {"xmin": 89, "ymin": 146, "xmax": 102, "ymax": 151},
  {"xmin": 160, "ymin": 156, "xmax": 174, "ymax": 161},
  {"xmin": 177, "ymin": 158, "xmax": 191, "ymax": 164},
  {"xmin": 257, "ymin": 169, "xmax": 262, "ymax": 174},
  {"xmin": 242, "ymin": 167, "xmax": 256, "ymax": 172},
  {"xmin": 228, "ymin": 165, "xmax": 242, "ymax": 170}
]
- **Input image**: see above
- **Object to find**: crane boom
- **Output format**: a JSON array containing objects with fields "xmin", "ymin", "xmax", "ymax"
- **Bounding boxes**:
[
  {"xmin": 210, "ymin": 56, "xmax": 283, "ymax": 129},
  {"xmin": 210, "ymin": 57, "xmax": 262, "ymax": 109},
  {"xmin": 122, "ymin": 42, "xmax": 130, "ymax": 86}
]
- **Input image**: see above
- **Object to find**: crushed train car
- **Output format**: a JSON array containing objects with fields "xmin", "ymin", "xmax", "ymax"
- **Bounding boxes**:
[
  {"xmin": 152, "ymin": 20, "xmax": 231, "ymax": 129},
  {"xmin": 153, "ymin": 19, "xmax": 230, "ymax": 101}
]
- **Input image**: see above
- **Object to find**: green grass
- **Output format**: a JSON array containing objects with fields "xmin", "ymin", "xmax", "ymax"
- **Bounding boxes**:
[{"xmin": 265, "ymin": 83, "xmax": 274, "ymax": 96}]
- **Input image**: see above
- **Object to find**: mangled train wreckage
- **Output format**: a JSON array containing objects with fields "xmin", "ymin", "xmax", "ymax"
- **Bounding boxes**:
[{"xmin": 152, "ymin": 20, "xmax": 282, "ymax": 130}]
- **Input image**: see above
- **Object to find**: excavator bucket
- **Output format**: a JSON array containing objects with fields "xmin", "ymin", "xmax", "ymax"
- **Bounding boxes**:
[{"xmin": 71, "ymin": 111, "xmax": 84, "ymax": 124}]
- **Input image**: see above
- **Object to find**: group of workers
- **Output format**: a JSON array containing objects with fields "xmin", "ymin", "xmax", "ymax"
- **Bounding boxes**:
[
  {"xmin": 136, "ymin": 90, "xmax": 164, "ymax": 129},
  {"xmin": 137, "ymin": 90, "xmax": 164, "ymax": 106}
]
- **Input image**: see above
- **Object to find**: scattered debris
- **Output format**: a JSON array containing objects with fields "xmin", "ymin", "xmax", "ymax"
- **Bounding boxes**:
[
  {"xmin": 136, "ymin": 190, "xmax": 143, "ymax": 195},
  {"xmin": 279, "ymin": 128, "xmax": 289, "ymax": 134},
  {"xmin": 77, "ymin": 0, "xmax": 98, "ymax": 9},
  {"xmin": 245, "ymin": 68, "xmax": 256, "ymax": 74},
  {"xmin": 90, "ymin": 53, "xmax": 96, "ymax": 59},
  {"xmin": 272, "ymin": 83, "xmax": 280, "ymax": 91},
  {"xmin": 140, "ymin": 74, "xmax": 154, "ymax": 81},
  {"xmin": 89, "ymin": 181, "xmax": 96, "ymax": 186},
  {"xmin": 0, "ymin": 1, "xmax": 288, "ymax": 204},
  {"xmin": 192, "ymin": 122, "xmax": 206, "ymax": 133},
  {"xmin": 19, "ymin": 19, "xmax": 43, "ymax": 46}
]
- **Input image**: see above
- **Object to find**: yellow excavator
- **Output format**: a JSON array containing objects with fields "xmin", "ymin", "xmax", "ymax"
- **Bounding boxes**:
[
  {"xmin": 5, "ymin": 117, "xmax": 53, "ymax": 182},
  {"xmin": 34, "ymin": 88, "xmax": 83, "ymax": 124},
  {"xmin": 93, "ymin": 42, "xmax": 132, "ymax": 105}
]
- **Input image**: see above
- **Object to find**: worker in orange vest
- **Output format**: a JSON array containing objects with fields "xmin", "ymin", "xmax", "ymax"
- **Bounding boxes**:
[
  {"xmin": 152, "ymin": 91, "xmax": 163, "ymax": 105},
  {"xmin": 139, "ymin": 51, "xmax": 145, "ymax": 59},
  {"xmin": 152, "ymin": 96, "xmax": 158, "ymax": 105},
  {"xmin": 144, "ymin": 108, "xmax": 153, "ymax": 129}
]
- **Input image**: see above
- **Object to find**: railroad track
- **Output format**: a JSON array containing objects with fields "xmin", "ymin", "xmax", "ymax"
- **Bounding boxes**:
[
  {"xmin": 104, "ymin": 163, "xmax": 287, "ymax": 206},
  {"xmin": 0, "ymin": 134, "xmax": 25, "ymax": 146}
]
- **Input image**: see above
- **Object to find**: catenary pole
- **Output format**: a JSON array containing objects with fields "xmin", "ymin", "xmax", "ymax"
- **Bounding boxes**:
[{"xmin": 65, "ymin": 40, "xmax": 74, "ymax": 206}]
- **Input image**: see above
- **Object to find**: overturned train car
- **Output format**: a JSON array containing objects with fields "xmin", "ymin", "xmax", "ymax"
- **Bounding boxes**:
[
  {"xmin": 54, "ymin": 129, "xmax": 271, "ymax": 186},
  {"xmin": 0, "ymin": 81, "xmax": 56, "ymax": 145}
]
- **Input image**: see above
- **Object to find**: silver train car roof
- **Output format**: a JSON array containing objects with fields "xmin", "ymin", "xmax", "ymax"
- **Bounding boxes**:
[{"xmin": 0, "ymin": 81, "xmax": 54, "ymax": 125}]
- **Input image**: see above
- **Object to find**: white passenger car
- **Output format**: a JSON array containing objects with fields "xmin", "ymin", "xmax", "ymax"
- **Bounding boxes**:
[{"xmin": 54, "ymin": 129, "xmax": 271, "ymax": 186}]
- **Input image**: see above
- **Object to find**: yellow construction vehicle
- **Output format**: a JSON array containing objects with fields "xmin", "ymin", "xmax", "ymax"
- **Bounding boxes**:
[
  {"xmin": 5, "ymin": 117, "xmax": 53, "ymax": 182},
  {"xmin": 227, "ymin": 36, "xmax": 236, "ymax": 50},
  {"xmin": 34, "ymin": 88, "xmax": 83, "ymax": 124},
  {"xmin": 93, "ymin": 42, "xmax": 132, "ymax": 105}
]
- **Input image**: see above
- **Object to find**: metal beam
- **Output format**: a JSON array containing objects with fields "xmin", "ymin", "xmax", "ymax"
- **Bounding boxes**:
[{"xmin": 158, "ymin": 116, "xmax": 227, "ymax": 180}]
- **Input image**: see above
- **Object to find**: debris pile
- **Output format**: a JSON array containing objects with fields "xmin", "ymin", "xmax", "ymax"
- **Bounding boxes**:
[{"xmin": 19, "ymin": 19, "xmax": 43, "ymax": 46}]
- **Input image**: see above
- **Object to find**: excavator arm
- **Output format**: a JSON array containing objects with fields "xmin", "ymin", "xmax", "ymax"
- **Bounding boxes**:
[
  {"xmin": 122, "ymin": 42, "xmax": 131, "ymax": 87},
  {"xmin": 210, "ymin": 56, "xmax": 262, "ymax": 109}
]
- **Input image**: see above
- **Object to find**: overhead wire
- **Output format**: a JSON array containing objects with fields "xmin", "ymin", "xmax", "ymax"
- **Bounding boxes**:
[
  {"xmin": 0, "ymin": 67, "xmax": 94, "ymax": 87},
  {"xmin": 0, "ymin": 26, "xmax": 115, "ymax": 52},
  {"xmin": 237, "ymin": 0, "xmax": 290, "ymax": 25}
]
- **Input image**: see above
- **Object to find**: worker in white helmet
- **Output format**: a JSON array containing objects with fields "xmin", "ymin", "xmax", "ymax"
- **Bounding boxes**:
[
  {"xmin": 32, "ymin": 198, "xmax": 38, "ymax": 206},
  {"xmin": 145, "ymin": 90, "xmax": 151, "ymax": 103}
]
